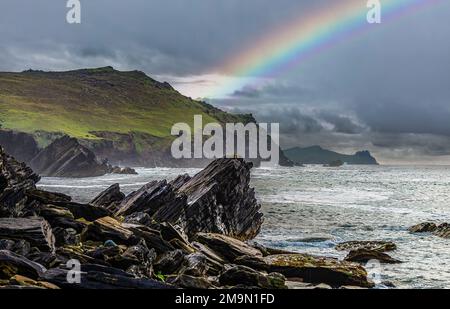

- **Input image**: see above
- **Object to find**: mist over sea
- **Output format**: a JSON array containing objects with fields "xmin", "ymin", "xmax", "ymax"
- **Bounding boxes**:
[{"xmin": 38, "ymin": 165, "xmax": 450, "ymax": 289}]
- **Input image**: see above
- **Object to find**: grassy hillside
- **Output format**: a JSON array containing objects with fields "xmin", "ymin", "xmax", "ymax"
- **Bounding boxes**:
[{"xmin": 0, "ymin": 66, "xmax": 245, "ymax": 143}]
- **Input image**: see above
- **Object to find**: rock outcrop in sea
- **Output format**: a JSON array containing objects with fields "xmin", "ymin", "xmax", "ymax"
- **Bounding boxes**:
[{"xmin": 0, "ymin": 146, "xmax": 374, "ymax": 289}]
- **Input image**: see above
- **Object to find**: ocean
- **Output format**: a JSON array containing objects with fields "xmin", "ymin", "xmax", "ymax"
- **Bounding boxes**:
[{"xmin": 37, "ymin": 165, "xmax": 450, "ymax": 289}]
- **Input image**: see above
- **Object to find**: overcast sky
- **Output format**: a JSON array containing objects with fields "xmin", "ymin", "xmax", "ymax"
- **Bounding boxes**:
[{"xmin": 1, "ymin": 0, "xmax": 450, "ymax": 164}]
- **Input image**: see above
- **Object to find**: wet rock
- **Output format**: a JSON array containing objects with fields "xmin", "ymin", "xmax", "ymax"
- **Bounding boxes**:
[
  {"xmin": 344, "ymin": 249, "xmax": 402, "ymax": 264},
  {"xmin": 0, "ymin": 250, "xmax": 47, "ymax": 279},
  {"xmin": 195, "ymin": 233, "xmax": 262, "ymax": 262},
  {"xmin": 83, "ymin": 217, "xmax": 135, "ymax": 245},
  {"xmin": 335, "ymin": 241, "xmax": 397, "ymax": 253},
  {"xmin": 0, "ymin": 146, "xmax": 40, "ymax": 217},
  {"xmin": 0, "ymin": 217, "xmax": 55, "ymax": 252},
  {"xmin": 29, "ymin": 136, "xmax": 110, "ymax": 178},
  {"xmin": 219, "ymin": 265, "xmax": 286, "ymax": 289},
  {"xmin": 264, "ymin": 254, "xmax": 373, "ymax": 288},
  {"xmin": 409, "ymin": 222, "xmax": 437, "ymax": 233},
  {"xmin": 90, "ymin": 184, "xmax": 125, "ymax": 211}
]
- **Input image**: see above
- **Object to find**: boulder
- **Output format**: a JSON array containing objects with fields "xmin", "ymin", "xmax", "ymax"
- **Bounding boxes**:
[
  {"xmin": 335, "ymin": 241, "xmax": 397, "ymax": 253},
  {"xmin": 264, "ymin": 254, "xmax": 373, "ymax": 288},
  {"xmin": 29, "ymin": 136, "xmax": 110, "ymax": 178},
  {"xmin": 110, "ymin": 167, "xmax": 138, "ymax": 175},
  {"xmin": 219, "ymin": 265, "xmax": 286, "ymax": 289},
  {"xmin": 153, "ymin": 250, "xmax": 185, "ymax": 275},
  {"xmin": 168, "ymin": 274, "xmax": 215, "ymax": 289},
  {"xmin": 0, "ymin": 217, "xmax": 55, "ymax": 252},
  {"xmin": 90, "ymin": 184, "xmax": 125, "ymax": 211},
  {"xmin": 0, "ymin": 250, "xmax": 47, "ymax": 280},
  {"xmin": 434, "ymin": 223, "xmax": 450, "ymax": 238},
  {"xmin": 344, "ymin": 249, "xmax": 402, "ymax": 264},
  {"xmin": 194, "ymin": 233, "xmax": 263, "ymax": 262}
]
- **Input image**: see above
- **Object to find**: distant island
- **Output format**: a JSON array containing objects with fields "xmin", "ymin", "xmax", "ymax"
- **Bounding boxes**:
[{"xmin": 284, "ymin": 146, "xmax": 379, "ymax": 165}]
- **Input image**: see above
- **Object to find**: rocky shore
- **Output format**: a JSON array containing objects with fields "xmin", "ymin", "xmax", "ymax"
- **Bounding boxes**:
[{"xmin": 0, "ymin": 146, "xmax": 377, "ymax": 289}]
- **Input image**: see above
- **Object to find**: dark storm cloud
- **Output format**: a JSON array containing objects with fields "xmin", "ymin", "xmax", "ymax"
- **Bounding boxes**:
[{"xmin": 1, "ymin": 0, "xmax": 450, "ymax": 163}]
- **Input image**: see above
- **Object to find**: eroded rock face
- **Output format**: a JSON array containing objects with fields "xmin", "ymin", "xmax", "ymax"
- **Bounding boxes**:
[
  {"xmin": 0, "ymin": 146, "xmax": 40, "ymax": 217},
  {"xmin": 29, "ymin": 136, "xmax": 111, "ymax": 178},
  {"xmin": 90, "ymin": 184, "xmax": 125, "ymax": 211}
]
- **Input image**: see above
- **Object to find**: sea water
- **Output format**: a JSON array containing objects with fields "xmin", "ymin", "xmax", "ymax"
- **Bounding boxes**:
[{"xmin": 38, "ymin": 165, "xmax": 450, "ymax": 289}]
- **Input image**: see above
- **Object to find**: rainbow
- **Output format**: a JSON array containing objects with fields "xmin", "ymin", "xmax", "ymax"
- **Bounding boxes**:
[{"xmin": 204, "ymin": 0, "xmax": 442, "ymax": 99}]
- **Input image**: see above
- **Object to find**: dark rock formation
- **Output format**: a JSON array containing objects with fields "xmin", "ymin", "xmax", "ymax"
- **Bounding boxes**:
[
  {"xmin": 110, "ymin": 166, "xmax": 138, "ymax": 175},
  {"xmin": 0, "ymin": 130, "xmax": 40, "ymax": 163},
  {"xmin": 90, "ymin": 184, "xmax": 125, "ymax": 211},
  {"xmin": 335, "ymin": 241, "xmax": 397, "ymax": 253},
  {"xmin": 344, "ymin": 249, "xmax": 402, "ymax": 264},
  {"xmin": 409, "ymin": 222, "xmax": 450, "ymax": 238},
  {"xmin": 0, "ymin": 217, "xmax": 55, "ymax": 253},
  {"xmin": 29, "ymin": 136, "xmax": 110, "ymax": 178},
  {"xmin": 0, "ymin": 148, "xmax": 374, "ymax": 289},
  {"xmin": 409, "ymin": 222, "xmax": 438, "ymax": 233},
  {"xmin": 285, "ymin": 145, "xmax": 379, "ymax": 165},
  {"xmin": 0, "ymin": 146, "xmax": 40, "ymax": 217}
]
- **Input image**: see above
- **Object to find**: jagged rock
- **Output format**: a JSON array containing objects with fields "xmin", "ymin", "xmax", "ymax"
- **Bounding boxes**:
[
  {"xmin": 83, "ymin": 217, "xmax": 135, "ymax": 245},
  {"xmin": 41, "ymin": 266, "xmax": 173, "ymax": 289},
  {"xmin": 157, "ymin": 159, "xmax": 263, "ymax": 240},
  {"xmin": 0, "ymin": 250, "xmax": 47, "ymax": 279},
  {"xmin": 264, "ymin": 254, "xmax": 373, "ymax": 288},
  {"xmin": 154, "ymin": 250, "xmax": 185, "ymax": 275},
  {"xmin": 51, "ymin": 201, "xmax": 111, "ymax": 222},
  {"xmin": 29, "ymin": 136, "xmax": 110, "ymax": 178},
  {"xmin": 116, "ymin": 180, "xmax": 177, "ymax": 217},
  {"xmin": 0, "ymin": 146, "xmax": 40, "ymax": 217},
  {"xmin": 90, "ymin": 184, "xmax": 125, "ymax": 212},
  {"xmin": 0, "ymin": 217, "xmax": 55, "ymax": 252},
  {"xmin": 344, "ymin": 249, "xmax": 402, "ymax": 264},
  {"xmin": 335, "ymin": 241, "xmax": 397, "ymax": 253},
  {"xmin": 219, "ymin": 265, "xmax": 286, "ymax": 289},
  {"xmin": 179, "ymin": 252, "xmax": 212, "ymax": 277},
  {"xmin": 194, "ymin": 233, "xmax": 262, "ymax": 262},
  {"xmin": 409, "ymin": 222, "xmax": 437, "ymax": 233}
]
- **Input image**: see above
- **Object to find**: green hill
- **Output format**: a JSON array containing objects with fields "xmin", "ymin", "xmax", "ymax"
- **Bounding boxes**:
[
  {"xmin": 284, "ymin": 146, "xmax": 379, "ymax": 165},
  {"xmin": 0, "ymin": 67, "xmax": 288, "ymax": 167}
]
